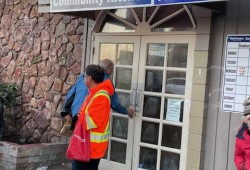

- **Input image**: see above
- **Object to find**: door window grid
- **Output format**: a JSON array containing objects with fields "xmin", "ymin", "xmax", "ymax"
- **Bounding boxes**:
[
  {"xmin": 100, "ymin": 42, "xmax": 135, "ymax": 164},
  {"xmin": 139, "ymin": 97, "xmax": 184, "ymax": 170},
  {"xmin": 95, "ymin": 36, "xmax": 192, "ymax": 170},
  {"xmin": 138, "ymin": 42, "xmax": 187, "ymax": 170}
]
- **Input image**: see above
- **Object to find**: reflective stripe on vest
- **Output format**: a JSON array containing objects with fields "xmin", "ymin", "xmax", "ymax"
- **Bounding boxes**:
[
  {"xmin": 90, "ymin": 121, "xmax": 110, "ymax": 143},
  {"xmin": 85, "ymin": 90, "xmax": 110, "ymax": 143},
  {"xmin": 90, "ymin": 129, "xmax": 109, "ymax": 143}
]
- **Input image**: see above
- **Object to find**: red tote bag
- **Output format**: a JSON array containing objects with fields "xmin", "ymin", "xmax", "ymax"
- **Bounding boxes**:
[{"xmin": 66, "ymin": 119, "xmax": 90, "ymax": 162}]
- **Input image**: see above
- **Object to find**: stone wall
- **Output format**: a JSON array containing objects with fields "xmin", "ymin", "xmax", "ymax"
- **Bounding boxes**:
[
  {"xmin": 0, "ymin": 141, "xmax": 68, "ymax": 169},
  {"xmin": 0, "ymin": 0, "xmax": 84, "ymax": 143}
]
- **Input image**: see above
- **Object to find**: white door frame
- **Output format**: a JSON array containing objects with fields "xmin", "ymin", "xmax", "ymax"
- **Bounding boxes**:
[
  {"xmin": 92, "ymin": 34, "xmax": 195, "ymax": 170},
  {"xmin": 93, "ymin": 35, "xmax": 141, "ymax": 170}
]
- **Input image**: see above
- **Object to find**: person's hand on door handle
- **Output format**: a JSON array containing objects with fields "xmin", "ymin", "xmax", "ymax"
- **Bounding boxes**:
[{"xmin": 127, "ymin": 108, "xmax": 135, "ymax": 118}]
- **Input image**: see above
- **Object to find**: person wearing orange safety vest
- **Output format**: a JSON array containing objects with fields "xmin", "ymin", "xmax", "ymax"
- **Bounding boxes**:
[{"xmin": 75, "ymin": 64, "xmax": 114, "ymax": 170}]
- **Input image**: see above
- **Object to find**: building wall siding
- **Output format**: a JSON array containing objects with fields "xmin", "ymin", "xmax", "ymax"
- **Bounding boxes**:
[{"xmin": 205, "ymin": 0, "xmax": 250, "ymax": 169}]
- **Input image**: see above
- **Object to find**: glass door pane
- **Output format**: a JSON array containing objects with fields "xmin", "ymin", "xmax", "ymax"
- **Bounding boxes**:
[
  {"xmin": 132, "ymin": 35, "xmax": 194, "ymax": 170},
  {"xmin": 93, "ymin": 34, "xmax": 194, "ymax": 170},
  {"xmin": 93, "ymin": 36, "xmax": 140, "ymax": 170}
]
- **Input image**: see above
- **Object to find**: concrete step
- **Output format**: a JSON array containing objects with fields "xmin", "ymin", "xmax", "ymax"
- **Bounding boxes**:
[{"xmin": 47, "ymin": 162, "xmax": 71, "ymax": 170}]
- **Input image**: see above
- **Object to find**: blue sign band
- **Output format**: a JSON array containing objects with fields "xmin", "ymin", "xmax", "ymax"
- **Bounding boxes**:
[
  {"xmin": 50, "ymin": 0, "xmax": 214, "ymax": 12},
  {"xmin": 227, "ymin": 36, "xmax": 250, "ymax": 42},
  {"xmin": 155, "ymin": 0, "xmax": 209, "ymax": 5},
  {"xmin": 51, "ymin": 0, "xmax": 152, "ymax": 12}
]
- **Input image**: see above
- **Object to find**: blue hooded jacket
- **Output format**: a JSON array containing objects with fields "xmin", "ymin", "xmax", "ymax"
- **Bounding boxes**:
[
  {"xmin": 64, "ymin": 75, "xmax": 88, "ymax": 117},
  {"xmin": 64, "ymin": 72, "xmax": 128, "ymax": 116},
  {"xmin": 104, "ymin": 72, "xmax": 127, "ymax": 114}
]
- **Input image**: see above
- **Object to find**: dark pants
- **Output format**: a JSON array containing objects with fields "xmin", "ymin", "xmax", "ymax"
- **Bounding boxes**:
[{"xmin": 73, "ymin": 159, "xmax": 100, "ymax": 170}]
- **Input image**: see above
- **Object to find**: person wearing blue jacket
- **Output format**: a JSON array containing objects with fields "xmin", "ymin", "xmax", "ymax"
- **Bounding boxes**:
[
  {"xmin": 63, "ymin": 75, "xmax": 88, "ymax": 117},
  {"xmin": 62, "ymin": 59, "xmax": 135, "ymax": 170},
  {"xmin": 100, "ymin": 58, "xmax": 135, "ymax": 116},
  {"xmin": 62, "ymin": 59, "xmax": 135, "ymax": 122},
  {"xmin": 62, "ymin": 59, "xmax": 135, "ymax": 119}
]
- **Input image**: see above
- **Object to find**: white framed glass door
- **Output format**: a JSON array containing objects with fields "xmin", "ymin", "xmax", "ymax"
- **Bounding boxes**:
[
  {"xmin": 92, "ymin": 34, "xmax": 195, "ymax": 170},
  {"xmin": 132, "ymin": 35, "xmax": 194, "ymax": 170},
  {"xmin": 93, "ymin": 35, "xmax": 141, "ymax": 170}
]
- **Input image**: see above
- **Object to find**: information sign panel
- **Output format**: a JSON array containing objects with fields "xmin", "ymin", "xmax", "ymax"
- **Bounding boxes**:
[{"xmin": 222, "ymin": 35, "xmax": 250, "ymax": 113}]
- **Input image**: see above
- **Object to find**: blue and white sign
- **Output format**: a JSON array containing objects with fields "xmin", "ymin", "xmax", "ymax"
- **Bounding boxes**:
[
  {"xmin": 222, "ymin": 35, "xmax": 250, "ymax": 113},
  {"xmin": 155, "ymin": 0, "xmax": 209, "ymax": 5},
  {"xmin": 50, "ymin": 0, "xmax": 225, "ymax": 12},
  {"xmin": 51, "ymin": 0, "xmax": 152, "ymax": 12}
]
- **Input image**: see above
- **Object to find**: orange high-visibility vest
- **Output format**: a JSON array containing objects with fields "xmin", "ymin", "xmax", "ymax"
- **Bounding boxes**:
[{"xmin": 79, "ymin": 89, "xmax": 111, "ymax": 159}]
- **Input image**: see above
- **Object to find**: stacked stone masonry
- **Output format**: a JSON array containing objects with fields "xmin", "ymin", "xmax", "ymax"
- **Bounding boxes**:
[
  {"xmin": 0, "ymin": 141, "xmax": 68, "ymax": 169},
  {"xmin": 0, "ymin": 0, "xmax": 84, "ymax": 143}
]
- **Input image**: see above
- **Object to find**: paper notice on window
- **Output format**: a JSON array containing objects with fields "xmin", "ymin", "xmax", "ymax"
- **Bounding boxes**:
[
  {"xmin": 148, "ymin": 44, "xmax": 165, "ymax": 57},
  {"xmin": 166, "ymin": 99, "xmax": 182, "ymax": 122}
]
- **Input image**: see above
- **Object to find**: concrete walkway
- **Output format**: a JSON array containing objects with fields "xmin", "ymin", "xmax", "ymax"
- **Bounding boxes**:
[{"xmin": 47, "ymin": 162, "xmax": 71, "ymax": 170}]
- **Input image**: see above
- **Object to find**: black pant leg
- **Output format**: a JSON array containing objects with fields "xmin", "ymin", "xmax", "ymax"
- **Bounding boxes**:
[{"xmin": 75, "ymin": 158, "xmax": 100, "ymax": 170}]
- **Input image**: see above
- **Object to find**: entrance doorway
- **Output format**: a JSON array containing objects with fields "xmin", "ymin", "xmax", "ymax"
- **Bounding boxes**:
[{"xmin": 92, "ymin": 34, "xmax": 195, "ymax": 170}]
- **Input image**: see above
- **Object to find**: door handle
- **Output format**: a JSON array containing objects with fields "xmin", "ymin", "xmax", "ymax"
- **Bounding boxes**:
[
  {"xmin": 130, "ymin": 89, "xmax": 136, "ymax": 106},
  {"xmin": 135, "ymin": 83, "xmax": 143, "ymax": 112},
  {"xmin": 136, "ymin": 89, "xmax": 142, "ymax": 107}
]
